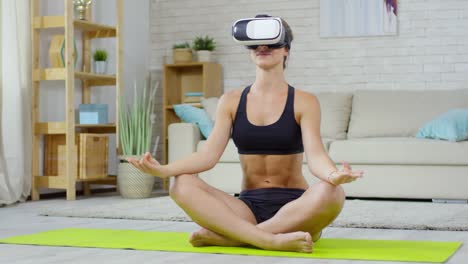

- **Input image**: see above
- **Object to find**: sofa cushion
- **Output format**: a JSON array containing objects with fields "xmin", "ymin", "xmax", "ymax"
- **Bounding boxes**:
[
  {"xmin": 197, "ymin": 138, "xmax": 334, "ymax": 163},
  {"xmin": 416, "ymin": 108, "xmax": 468, "ymax": 142},
  {"xmin": 315, "ymin": 92, "xmax": 353, "ymax": 139},
  {"xmin": 329, "ymin": 137, "xmax": 468, "ymax": 165},
  {"xmin": 347, "ymin": 90, "xmax": 468, "ymax": 138},
  {"xmin": 173, "ymin": 104, "xmax": 213, "ymax": 138}
]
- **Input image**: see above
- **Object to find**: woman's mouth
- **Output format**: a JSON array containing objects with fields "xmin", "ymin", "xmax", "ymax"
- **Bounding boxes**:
[{"xmin": 256, "ymin": 51, "xmax": 272, "ymax": 56}]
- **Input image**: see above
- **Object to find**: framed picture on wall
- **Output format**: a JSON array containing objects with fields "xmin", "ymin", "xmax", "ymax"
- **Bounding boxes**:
[{"xmin": 320, "ymin": 0, "xmax": 398, "ymax": 37}]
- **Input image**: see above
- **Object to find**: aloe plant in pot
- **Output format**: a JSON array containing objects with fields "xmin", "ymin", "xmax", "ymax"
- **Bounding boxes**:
[{"xmin": 118, "ymin": 80, "xmax": 159, "ymax": 198}]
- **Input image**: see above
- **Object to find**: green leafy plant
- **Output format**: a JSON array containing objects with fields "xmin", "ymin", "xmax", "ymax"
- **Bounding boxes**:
[
  {"xmin": 93, "ymin": 49, "xmax": 107, "ymax": 61},
  {"xmin": 172, "ymin": 42, "xmax": 190, "ymax": 49},
  {"xmin": 192, "ymin": 35, "xmax": 216, "ymax": 51},
  {"xmin": 119, "ymin": 81, "xmax": 158, "ymax": 156}
]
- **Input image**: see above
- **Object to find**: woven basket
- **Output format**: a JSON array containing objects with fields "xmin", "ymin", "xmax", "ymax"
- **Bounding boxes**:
[{"xmin": 118, "ymin": 156, "xmax": 155, "ymax": 199}]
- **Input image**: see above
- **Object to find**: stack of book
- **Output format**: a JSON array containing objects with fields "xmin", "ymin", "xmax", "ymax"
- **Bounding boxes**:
[{"xmin": 183, "ymin": 92, "xmax": 204, "ymax": 103}]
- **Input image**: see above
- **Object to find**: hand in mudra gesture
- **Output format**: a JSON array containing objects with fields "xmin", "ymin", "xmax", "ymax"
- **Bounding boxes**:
[
  {"xmin": 328, "ymin": 161, "xmax": 364, "ymax": 185},
  {"xmin": 127, "ymin": 152, "xmax": 167, "ymax": 178}
]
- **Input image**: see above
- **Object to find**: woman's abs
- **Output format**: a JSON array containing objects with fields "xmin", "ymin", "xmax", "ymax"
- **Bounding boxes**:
[{"xmin": 239, "ymin": 153, "xmax": 308, "ymax": 190}]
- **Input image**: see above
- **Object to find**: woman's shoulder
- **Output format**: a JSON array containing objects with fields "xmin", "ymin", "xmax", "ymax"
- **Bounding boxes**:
[
  {"xmin": 219, "ymin": 87, "xmax": 245, "ymax": 105},
  {"xmin": 215, "ymin": 87, "xmax": 246, "ymax": 114},
  {"xmin": 294, "ymin": 88, "xmax": 320, "ymax": 112}
]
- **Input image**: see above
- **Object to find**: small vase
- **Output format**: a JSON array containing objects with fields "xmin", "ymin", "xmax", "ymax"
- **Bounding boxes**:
[
  {"xmin": 73, "ymin": 0, "xmax": 92, "ymax": 20},
  {"xmin": 196, "ymin": 50, "xmax": 212, "ymax": 62},
  {"xmin": 94, "ymin": 61, "xmax": 107, "ymax": 74}
]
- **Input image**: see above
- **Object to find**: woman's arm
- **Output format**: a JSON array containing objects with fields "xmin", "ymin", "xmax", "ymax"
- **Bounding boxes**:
[
  {"xmin": 128, "ymin": 93, "xmax": 235, "ymax": 179},
  {"xmin": 298, "ymin": 91, "xmax": 363, "ymax": 185}
]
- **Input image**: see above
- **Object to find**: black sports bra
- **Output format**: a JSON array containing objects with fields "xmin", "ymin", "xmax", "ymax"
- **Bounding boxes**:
[{"xmin": 231, "ymin": 85, "xmax": 304, "ymax": 155}]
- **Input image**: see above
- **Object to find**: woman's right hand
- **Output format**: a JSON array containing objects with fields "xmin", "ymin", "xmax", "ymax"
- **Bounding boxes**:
[{"xmin": 127, "ymin": 152, "xmax": 169, "ymax": 178}]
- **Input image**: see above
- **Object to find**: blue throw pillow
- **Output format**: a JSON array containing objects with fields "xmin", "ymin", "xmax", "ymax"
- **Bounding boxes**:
[
  {"xmin": 173, "ymin": 104, "xmax": 214, "ymax": 139},
  {"xmin": 416, "ymin": 109, "xmax": 468, "ymax": 142}
]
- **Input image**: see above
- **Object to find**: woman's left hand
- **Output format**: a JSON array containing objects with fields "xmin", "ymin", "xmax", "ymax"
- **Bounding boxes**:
[{"xmin": 328, "ymin": 161, "xmax": 364, "ymax": 185}]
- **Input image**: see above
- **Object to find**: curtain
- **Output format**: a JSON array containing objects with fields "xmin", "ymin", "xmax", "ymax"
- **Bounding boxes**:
[{"xmin": 0, "ymin": 0, "xmax": 32, "ymax": 206}]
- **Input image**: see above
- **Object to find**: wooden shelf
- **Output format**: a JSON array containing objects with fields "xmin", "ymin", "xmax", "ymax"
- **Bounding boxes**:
[
  {"xmin": 33, "ymin": 16, "xmax": 116, "ymax": 38},
  {"xmin": 33, "ymin": 68, "xmax": 116, "ymax": 85},
  {"xmin": 35, "ymin": 122, "xmax": 66, "ymax": 134},
  {"xmin": 164, "ymin": 62, "xmax": 213, "ymax": 68},
  {"xmin": 31, "ymin": 0, "xmax": 123, "ymax": 201},
  {"xmin": 165, "ymin": 103, "xmax": 202, "ymax": 109},
  {"xmin": 35, "ymin": 122, "xmax": 116, "ymax": 135},
  {"xmin": 76, "ymin": 124, "xmax": 116, "ymax": 134}
]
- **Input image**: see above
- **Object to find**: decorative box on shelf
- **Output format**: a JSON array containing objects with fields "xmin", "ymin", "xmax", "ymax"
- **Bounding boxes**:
[
  {"xmin": 78, "ymin": 104, "xmax": 108, "ymax": 124},
  {"xmin": 57, "ymin": 133, "xmax": 109, "ymax": 180},
  {"xmin": 183, "ymin": 91, "xmax": 204, "ymax": 103}
]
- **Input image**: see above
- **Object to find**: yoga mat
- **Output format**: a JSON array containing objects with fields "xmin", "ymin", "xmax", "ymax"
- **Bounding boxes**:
[{"xmin": 0, "ymin": 228, "xmax": 461, "ymax": 263}]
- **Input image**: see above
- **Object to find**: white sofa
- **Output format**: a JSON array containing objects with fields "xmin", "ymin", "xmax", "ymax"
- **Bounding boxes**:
[{"xmin": 169, "ymin": 90, "xmax": 468, "ymax": 200}]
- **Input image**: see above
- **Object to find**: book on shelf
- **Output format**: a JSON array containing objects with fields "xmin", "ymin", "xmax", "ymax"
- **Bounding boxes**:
[{"xmin": 183, "ymin": 91, "xmax": 204, "ymax": 103}]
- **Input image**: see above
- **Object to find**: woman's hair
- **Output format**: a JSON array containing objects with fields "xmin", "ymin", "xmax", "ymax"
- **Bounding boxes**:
[{"xmin": 281, "ymin": 18, "xmax": 293, "ymax": 69}]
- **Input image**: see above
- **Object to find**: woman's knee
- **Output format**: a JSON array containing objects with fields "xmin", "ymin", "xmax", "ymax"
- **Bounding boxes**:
[
  {"xmin": 169, "ymin": 174, "xmax": 198, "ymax": 201},
  {"xmin": 315, "ymin": 182, "xmax": 345, "ymax": 207}
]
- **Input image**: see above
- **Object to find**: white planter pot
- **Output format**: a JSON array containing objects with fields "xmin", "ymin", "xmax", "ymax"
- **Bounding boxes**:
[
  {"xmin": 196, "ymin": 50, "xmax": 212, "ymax": 62},
  {"xmin": 94, "ymin": 61, "xmax": 107, "ymax": 74},
  {"xmin": 117, "ymin": 156, "xmax": 155, "ymax": 199}
]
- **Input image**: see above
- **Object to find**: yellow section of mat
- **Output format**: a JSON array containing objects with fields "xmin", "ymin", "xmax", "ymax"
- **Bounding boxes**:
[{"xmin": 0, "ymin": 228, "xmax": 461, "ymax": 263}]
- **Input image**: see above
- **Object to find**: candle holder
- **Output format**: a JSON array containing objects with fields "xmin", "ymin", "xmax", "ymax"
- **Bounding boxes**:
[{"xmin": 73, "ymin": 0, "xmax": 92, "ymax": 20}]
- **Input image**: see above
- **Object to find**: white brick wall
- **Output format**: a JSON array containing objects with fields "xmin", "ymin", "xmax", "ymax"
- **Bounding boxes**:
[{"xmin": 150, "ymin": 0, "xmax": 468, "ymax": 93}]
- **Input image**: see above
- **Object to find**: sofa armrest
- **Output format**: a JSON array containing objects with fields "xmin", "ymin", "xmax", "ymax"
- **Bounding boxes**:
[{"xmin": 168, "ymin": 123, "xmax": 201, "ymax": 162}]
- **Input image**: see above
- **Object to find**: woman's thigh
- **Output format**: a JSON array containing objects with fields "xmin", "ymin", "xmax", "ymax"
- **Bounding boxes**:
[{"xmin": 172, "ymin": 174, "xmax": 257, "ymax": 224}]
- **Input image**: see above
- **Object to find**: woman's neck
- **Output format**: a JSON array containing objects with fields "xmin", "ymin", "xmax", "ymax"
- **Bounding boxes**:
[{"xmin": 253, "ymin": 66, "xmax": 288, "ymax": 93}]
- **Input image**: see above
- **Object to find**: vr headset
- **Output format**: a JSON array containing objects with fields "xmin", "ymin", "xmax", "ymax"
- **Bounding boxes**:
[{"xmin": 232, "ymin": 15, "xmax": 291, "ymax": 50}]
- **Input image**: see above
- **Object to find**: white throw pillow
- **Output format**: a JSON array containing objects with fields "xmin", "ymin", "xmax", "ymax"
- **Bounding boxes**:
[
  {"xmin": 315, "ymin": 92, "xmax": 353, "ymax": 140},
  {"xmin": 201, "ymin": 97, "xmax": 219, "ymax": 122}
]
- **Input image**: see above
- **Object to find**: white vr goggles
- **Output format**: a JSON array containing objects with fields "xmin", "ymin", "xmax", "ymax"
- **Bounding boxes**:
[{"xmin": 232, "ymin": 15, "xmax": 290, "ymax": 50}]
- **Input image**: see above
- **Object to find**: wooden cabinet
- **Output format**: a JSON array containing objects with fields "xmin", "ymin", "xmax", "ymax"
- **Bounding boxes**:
[
  {"xmin": 31, "ymin": 0, "xmax": 123, "ymax": 200},
  {"xmin": 162, "ymin": 62, "xmax": 222, "ymax": 188}
]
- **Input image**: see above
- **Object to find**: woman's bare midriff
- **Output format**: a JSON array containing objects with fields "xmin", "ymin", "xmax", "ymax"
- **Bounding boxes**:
[{"xmin": 239, "ymin": 153, "xmax": 309, "ymax": 190}]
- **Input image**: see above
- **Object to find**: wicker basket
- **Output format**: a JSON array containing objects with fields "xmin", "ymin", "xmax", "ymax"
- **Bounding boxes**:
[
  {"xmin": 117, "ymin": 156, "xmax": 155, "ymax": 199},
  {"xmin": 172, "ymin": 48, "xmax": 192, "ymax": 63}
]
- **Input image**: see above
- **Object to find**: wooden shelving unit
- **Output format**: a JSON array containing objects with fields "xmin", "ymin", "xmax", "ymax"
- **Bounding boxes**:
[
  {"xmin": 31, "ymin": 0, "xmax": 123, "ymax": 200},
  {"xmin": 162, "ymin": 62, "xmax": 222, "ymax": 189}
]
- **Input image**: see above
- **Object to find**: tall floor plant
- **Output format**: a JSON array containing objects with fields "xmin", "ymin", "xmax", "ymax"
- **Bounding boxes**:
[
  {"xmin": 117, "ymin": 80, "xmax": 158, "ymax": 199},
  {"xmin": 119, "ymin": 80, "xmax": 158, "ymax": 156}
]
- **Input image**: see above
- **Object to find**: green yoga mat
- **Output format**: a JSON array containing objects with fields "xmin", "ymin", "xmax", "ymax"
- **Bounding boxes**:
[{"xmin": 0, "ymin": 228, "xmax": 461, "ymax": 263}]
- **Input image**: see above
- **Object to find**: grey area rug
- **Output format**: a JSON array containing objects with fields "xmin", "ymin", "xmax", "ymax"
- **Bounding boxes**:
[{"xmin": 39, "ymin": 195, "xmax": 468, "ymax": 231}]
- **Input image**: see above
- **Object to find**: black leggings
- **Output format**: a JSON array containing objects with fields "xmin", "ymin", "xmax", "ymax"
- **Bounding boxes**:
[{"xmin": 238, "ymin": 187, "xmax": 306, "ymax": 224}]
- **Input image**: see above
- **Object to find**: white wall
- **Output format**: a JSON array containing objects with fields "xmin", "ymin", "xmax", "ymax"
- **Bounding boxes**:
[
  {"xmin": 150, "ymin": 0, "xmax": 468, "ymax": 92},
  {"xmin": 39, "ymin": 0, "xmax": 150, "ymax": 177}
]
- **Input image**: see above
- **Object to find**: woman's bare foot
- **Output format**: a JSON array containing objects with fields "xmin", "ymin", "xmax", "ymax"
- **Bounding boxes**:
[
  {"xmin": 268, "ymin": 232, "xmax": 313, "ymax": 253},
  {"xmin": 189, "ymin": 228, "xmax": 245, "ymax": 247},
  {"xmin": 190, "ymin": 229, "xmax": 313, "ymax": 253}
]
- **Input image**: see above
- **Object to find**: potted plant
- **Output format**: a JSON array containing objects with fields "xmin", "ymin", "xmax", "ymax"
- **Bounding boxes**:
[
  {"xmin": 192, "ymin": 35, "xmax": 216, "ymax": 62},
  {"xmin": 118, "ymin": 80, "xmax": 159, "ymax": 198},
  {"xmin": 172, "ymin": 42, "xmax": 192, "ymax": 63},
  {"xmin": 93, "ymin": 49, "xmax": 108, "ymax": 74}
]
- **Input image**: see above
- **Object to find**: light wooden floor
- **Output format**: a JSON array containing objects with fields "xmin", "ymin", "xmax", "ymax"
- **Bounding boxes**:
[{"xmin": 1, "ymin": 192, "xmax": 467, "ymax": 264}]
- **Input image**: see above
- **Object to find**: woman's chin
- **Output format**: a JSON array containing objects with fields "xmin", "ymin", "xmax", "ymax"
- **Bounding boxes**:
[{"xmin": 256, "ymin": 61, "xmax": 280, "ymax": 70}]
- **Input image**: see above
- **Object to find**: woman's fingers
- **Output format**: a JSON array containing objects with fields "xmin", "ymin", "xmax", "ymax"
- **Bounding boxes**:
[
  {"xmin": 128, "ymin": 158, "xmax": 149, "ymax": 174},
  {"xmin": 341, "ymin": 161, "xmax": 352, "ymax": 170}
]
